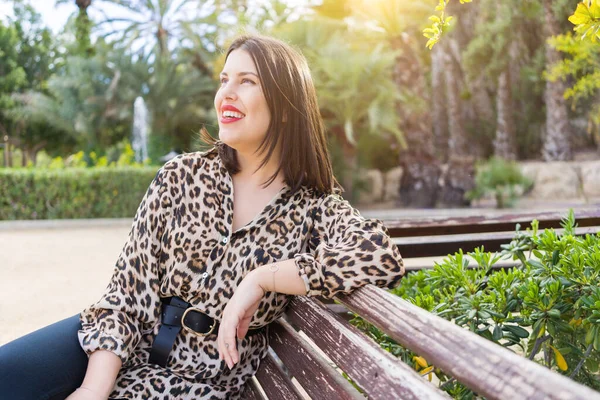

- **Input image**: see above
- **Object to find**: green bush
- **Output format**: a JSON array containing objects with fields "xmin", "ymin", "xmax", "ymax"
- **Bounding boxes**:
[
  {"xmin": 0, "ymin": 166, "xmax": 159, "ymax": 220},
  {"xmin": 351, "ymin": 210, "xmax": 600, "ymax": 397},
  {"xmin": 466, "ymin": 157, "xmax": 533, "ymax": 208}
]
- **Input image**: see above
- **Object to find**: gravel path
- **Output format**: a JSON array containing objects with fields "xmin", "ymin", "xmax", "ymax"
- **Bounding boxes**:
[{"xmin": 0, "ymin": 223, "xmax": 131, "ymax": 345}]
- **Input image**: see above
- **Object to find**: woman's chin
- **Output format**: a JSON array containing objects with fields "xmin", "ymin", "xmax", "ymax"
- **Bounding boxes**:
[{"xmin": 218, "ymin": 132, "xmax": 242, "ymax": 150}]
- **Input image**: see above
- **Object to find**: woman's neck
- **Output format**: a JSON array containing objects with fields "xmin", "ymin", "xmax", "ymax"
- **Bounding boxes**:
[{"xmin": 234, "ymin": 150, "xmax": 286, "ymax": 189}]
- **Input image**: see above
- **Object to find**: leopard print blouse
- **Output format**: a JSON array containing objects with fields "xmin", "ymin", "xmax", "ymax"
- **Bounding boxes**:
[{"xmin": 77, "ymin": 145, "xmax": 405, "ymax": 399}]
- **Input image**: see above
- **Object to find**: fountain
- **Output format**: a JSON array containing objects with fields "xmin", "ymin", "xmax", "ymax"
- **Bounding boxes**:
[{"xmin": 132, "ymin": 96, "xmax": 149, "ymax": 163}]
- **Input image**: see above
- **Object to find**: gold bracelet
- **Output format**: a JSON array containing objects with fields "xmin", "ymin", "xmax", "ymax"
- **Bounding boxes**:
[{"xmin": 269, "ymin": 263, "xmax": 280, "ymax": 307}]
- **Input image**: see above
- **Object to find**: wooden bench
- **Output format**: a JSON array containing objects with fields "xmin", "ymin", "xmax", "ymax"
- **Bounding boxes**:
[{"xmin": 241, "ymin": 208, "xmax": 600, "ymax": 399}]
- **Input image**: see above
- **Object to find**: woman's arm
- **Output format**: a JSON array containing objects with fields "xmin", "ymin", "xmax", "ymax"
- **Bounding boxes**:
[
  {"xmin": 218, "ymin": 194, "xmax": 404, "ymax": 368},
  {"xmin": 248, "ymin": 259, "xmax": 307, "ymax": 296},
  {"xmin": 77, "ymin": 163, "xmax": 175, "ymax": 365},
  {"xmin": 66, "ymin": 350, "xmax": 121, "ymax": 399}
]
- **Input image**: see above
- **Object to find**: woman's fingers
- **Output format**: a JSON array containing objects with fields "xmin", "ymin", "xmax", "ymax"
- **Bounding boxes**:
[
  {"xmin": 224, "ymin": 325, "xmax": 238, "ymax": 367},
  {"xmin": 218, "ymin": 313, "xmax": 239, "ymax": 369}
]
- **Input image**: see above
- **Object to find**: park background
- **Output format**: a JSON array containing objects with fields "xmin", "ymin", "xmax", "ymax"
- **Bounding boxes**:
[{"xmin": 1, "ymin": 0, "xmax": 600, "ymax": 398}]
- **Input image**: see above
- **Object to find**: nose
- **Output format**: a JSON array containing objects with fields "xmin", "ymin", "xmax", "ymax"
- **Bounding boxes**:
[{"xmin": 221, "ymin": 86, "xmax": 238, "ymax": 101}]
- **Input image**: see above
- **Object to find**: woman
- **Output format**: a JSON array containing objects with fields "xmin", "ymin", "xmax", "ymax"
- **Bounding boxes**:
[{"xmin": 0, "ymin": 33, "xmax": 405, "ymax": 399}]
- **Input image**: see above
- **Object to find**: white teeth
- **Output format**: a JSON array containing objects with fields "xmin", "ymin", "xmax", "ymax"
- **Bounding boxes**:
[{"xmin": 223, "ymin": 110, "xmax": 244, "ymax": 118}]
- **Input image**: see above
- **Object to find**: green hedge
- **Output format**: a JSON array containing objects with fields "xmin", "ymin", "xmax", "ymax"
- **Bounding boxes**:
[{"xmin": 0, "ymin": 167, "xmax": 159, "ymax": 220}]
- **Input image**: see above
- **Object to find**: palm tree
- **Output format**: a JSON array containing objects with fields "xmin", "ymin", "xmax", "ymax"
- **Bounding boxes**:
[
  {"xmin": 145, "ymin": 54, "xmax": 216, "ymax": 152},
  {"xmin": 55, "ymin": 0, "xmax": 99, "ymax": 55},
  {"xmin": 431, "ymin": 41, "xmax": 449, "ymax": 163},
  {"xmin": 93, "ymin": 0, "xmax": 201, "ymax": 58},
  {"xmin": 460, "ymin": 0, "xmax": 537, "ymax": 162},
  {"xmin": 349, "ymin": 0, "xmax": 442, "ymax": 207},
  {"xmin": 493, "ymin": 3, "xmax": 517, "ymax": 160},
  {"xmin": 494, "ymin": 66, "xmax": 517, "ymax": 160},
  {"xmin": 18, "ymin": 41, "xmax": 147, "ymax": 151},
  {"xmin": 20, "ymin": 40, "xmax": 215, "ymax": 156},
  {"xmin": 541, "ymin": 0, "xmax": 573, "ymax": 161}
]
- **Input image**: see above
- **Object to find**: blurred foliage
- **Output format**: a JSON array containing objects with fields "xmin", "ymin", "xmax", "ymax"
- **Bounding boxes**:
[
  {"xmin": 357, "ymin": 132, "xmax": 401, "ymax": 173},
  {"xmin": 425, "ymin": 0, "xmax": 600, "ymax": 49},
  {"xmin": 465, "ymin": 156, "xmax": 533, "ymax": 208},
  {"xmin": 547, "ymin": 32, "xmax": 600, "ymax": 148},
  {"xmin": 274, "ymin": 16, "xmax": 404, "ymax": 149},
  {"xmin": 0, "ymin": 1, "xmax": 76, "ymax": 166},
  {"xmin": 0, "ymin": 0, "xmax": 598, "ymax": 194}
]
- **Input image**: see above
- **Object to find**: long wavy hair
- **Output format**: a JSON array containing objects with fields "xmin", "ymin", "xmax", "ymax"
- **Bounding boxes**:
[{"xmin": 199, "ymin": 33, "xmax": 341, "ymax": 196}]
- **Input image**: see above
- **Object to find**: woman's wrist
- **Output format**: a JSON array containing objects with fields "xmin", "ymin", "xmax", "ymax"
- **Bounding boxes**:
[
  {"xmin": 246, "ymin": 267, "xmax": 268, "ymax": 294},
  {"xmin": 80, "ymin": 349, "xmax": 121, "ymax": 398},
  {"xmin": 247, "ymin": 259, "xmax": 308, "ymax": 296},
  {"xmin": 77, "ymin": 385, "xmax": 103, "ymax": 396}
]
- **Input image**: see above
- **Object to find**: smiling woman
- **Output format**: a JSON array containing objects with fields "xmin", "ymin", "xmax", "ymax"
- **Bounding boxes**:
[
  {"xmin": 214, "ymin": 49, "xmax": 272, "ymax": 160},
  {"xmin": 0, "ymin": 33, "xmax": 405, "ymax": 400}
]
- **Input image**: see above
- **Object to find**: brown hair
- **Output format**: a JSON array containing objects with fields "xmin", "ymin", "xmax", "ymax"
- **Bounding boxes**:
[{"xmin": 199, "ymin": 33, "xmax": 341, "ymax": 196}]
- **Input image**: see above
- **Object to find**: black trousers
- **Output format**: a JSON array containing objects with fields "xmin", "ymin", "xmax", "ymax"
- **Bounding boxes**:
[{"xmin": 0, "ymin": 314, "xmax": 88, "ymax": 400}]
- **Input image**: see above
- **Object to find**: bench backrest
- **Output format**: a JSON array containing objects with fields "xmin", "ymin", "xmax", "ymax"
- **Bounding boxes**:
[{"xmin": 242, "ymin": 209, "xmax": 600, "ymax": 399}]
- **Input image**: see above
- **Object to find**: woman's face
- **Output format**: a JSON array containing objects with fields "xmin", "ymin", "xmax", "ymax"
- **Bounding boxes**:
[{"xmin": 214, "ymin": 48, "xmax": 271, "ymax": 154}]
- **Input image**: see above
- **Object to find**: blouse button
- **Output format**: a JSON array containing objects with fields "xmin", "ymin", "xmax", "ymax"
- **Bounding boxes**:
[
  {"xmin": 221, "ymin": 236, "xmax": 229, "ymax": 244},
  {"xmin": 201, "ymin": 272, "xmax": 208, "ymax": 278}
]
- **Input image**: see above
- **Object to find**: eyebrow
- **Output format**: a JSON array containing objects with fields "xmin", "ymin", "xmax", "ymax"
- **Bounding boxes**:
[{"xmin": 219, "ymin": 71, "xmax": 259, "ymax": 78}]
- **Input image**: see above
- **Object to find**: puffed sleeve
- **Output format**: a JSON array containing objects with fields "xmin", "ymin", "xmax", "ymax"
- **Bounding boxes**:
[
  {"xmin": 77, "ymin": 164, "xmax": 172, "ymax": 365},
  {"xmin": 293, "ymin": 193, "xmax": 405, "ymax": 299}
]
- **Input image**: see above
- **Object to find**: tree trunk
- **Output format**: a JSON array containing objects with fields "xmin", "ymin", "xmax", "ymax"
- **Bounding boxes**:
[
  {"xmin": 4, "ymin": 135, "xmax": 22, "ymax": 168},
  {"xmin": 443, "ymin": 1, "xmax": 491, "ymax": 160},
  {"xmin": 431, "ymin": 42, "xmax": 449, "ymax": 163},
  {"xmin": 444, "ymin": 44, "xmax": 469, "ymax": 155},
  {"xmin": 24, "ymin": 141, "xmax": 47, "ymax": 166},
  {"xmin": 596, "ymin": 93, "xmax": 600, "ymax": 155},
  {"xmin": 439, "ymin": 37, "xmax": 475, "ymax": 207},
  {"xmin": 493, "ymin": 2, "xmax": 518, "ymax": 161},
  {"xmin": 75, "ymin": 0, "xmax": 93, "ymax": 56},
  {"xmin": 392, "ymin": 35, "xmax": 440, "ymax": 208},
  {"xmin": 494, "ymin": 68, "xmax": 517, "ymax": 160},
  {"xmin": 3, "ymin": 137, "xmax": 10, "ymax": 168},
  {"xmin": 541, "ymin": 0, "xmax": 572, "ymax": 161}
]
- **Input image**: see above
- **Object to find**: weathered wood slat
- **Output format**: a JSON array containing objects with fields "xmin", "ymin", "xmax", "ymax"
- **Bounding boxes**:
[
  {"xmin": 393, "ymin": 226, "xmax": 600, "ymax": 257},
  {"xmin": 403, "ymin": 260, "xmax": 521, "ymax": 272},
  {"xmin": 336, "ymin": 285, "xmax": 600, "ymax": 400},
  {"xmin": 383, "ymin": 209, "xmax": 600, "ymax": 237},
  {"xmin": 269, "ymin": 318, "xmax": 363, "ymax": 400},
  {"xmin": 284, "ymin": 296, "xmax": 450, "ymax": 400},
  {"xmin": 240, "ymin": 377, "xmax": 265, "ymax": 400},
  {"xmin": 254, "ymin": 350, "xmax": 305, "ymax": 400}
]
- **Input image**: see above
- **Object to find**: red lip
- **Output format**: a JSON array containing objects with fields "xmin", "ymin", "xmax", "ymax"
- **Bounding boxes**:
[{"xmin": 221, "ymin": 104, "xmax": 244, "ymax": 115}]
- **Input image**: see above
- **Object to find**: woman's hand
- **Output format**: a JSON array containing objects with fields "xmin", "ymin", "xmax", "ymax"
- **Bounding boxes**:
[{"xmin": 217, "ymin": 272, "xmax": 265, "ymax": 369}]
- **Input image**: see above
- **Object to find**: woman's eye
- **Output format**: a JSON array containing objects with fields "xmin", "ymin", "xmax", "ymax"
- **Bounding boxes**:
[{"xmin": 220, "ymin": 78, "xmax": 255, "ymax": 85}]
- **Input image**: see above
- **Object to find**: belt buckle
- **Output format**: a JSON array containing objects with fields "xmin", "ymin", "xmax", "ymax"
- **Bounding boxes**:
[{"xmin": 181, "ymin": 307, "xmax": 216, "ymax": 337}]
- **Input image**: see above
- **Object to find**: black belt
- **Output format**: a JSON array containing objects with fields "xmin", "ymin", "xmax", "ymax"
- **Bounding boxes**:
[{"xmin": 148, "ymin": 296, "xmax": 265, "ymax": 367}]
